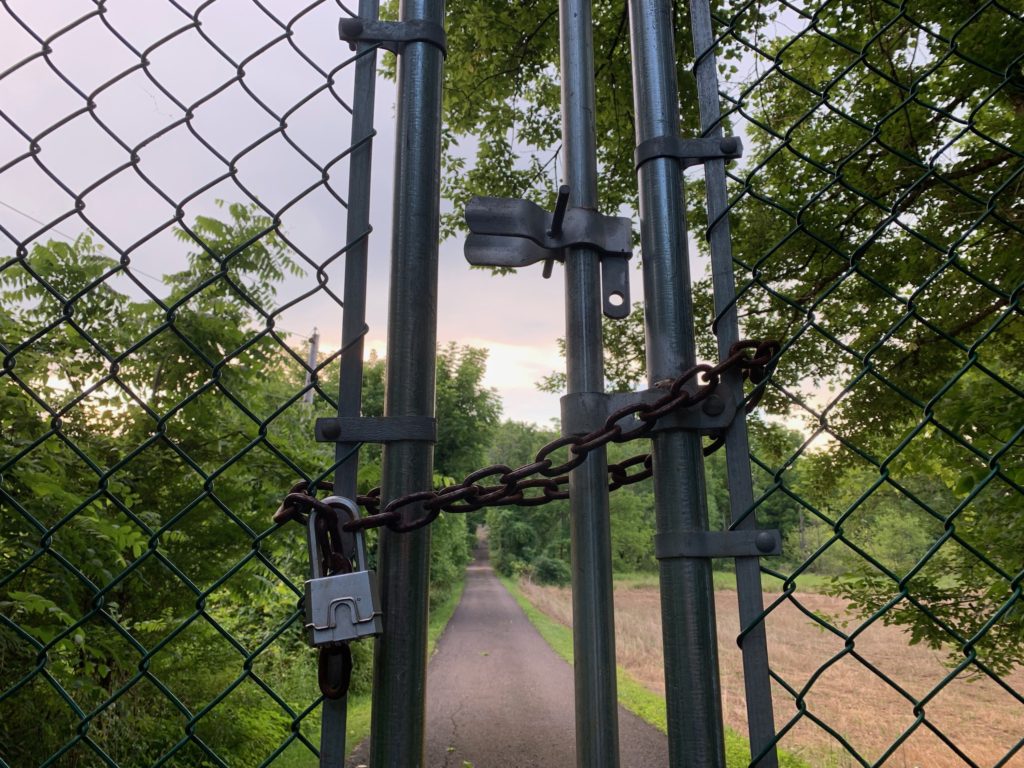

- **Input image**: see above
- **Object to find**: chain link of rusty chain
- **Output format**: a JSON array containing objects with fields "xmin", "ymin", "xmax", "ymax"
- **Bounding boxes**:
[{"xmin": 274, "ymin": 339, "xmax": 779, "ymax": 535}]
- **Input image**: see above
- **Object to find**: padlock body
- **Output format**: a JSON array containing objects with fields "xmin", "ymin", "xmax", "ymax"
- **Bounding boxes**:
[{"xmin": 304, "ymin": 569, "xmax": 382, "ymax": 645}]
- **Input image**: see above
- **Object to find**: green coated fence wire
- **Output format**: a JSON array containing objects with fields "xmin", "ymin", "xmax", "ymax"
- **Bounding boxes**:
[
  {"xmin": 1, "ymin": 0, "xmax": 1021, "ymax": 766},
  {"xmin": 703, "ymin": 0, "xmax": 1023, "ymax": 765}
]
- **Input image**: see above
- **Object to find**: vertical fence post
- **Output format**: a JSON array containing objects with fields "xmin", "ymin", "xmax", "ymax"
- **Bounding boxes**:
[
  {"xmin": 368, "ymin": 0, "xmax": 446, "ymax": 764},
  {"xmin": 626, "ymin": 0, "xmax": 727, "ymax": 765},
  {"xmin": 558, "ymin": 0, "xmax": 621, "ymax": 766},
  {"xmin": 689, "ymin": 0, "xmax": 778, "ymax": 763},
  {"xmin": 319, "ymin": 1, "xmax": 381, "ymax": 763}
]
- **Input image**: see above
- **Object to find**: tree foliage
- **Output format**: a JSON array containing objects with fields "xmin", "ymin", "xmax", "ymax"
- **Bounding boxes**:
[
  {"xmin": 0, "ymin": 206, "xmax": 501, "ymax": 764},
  {"xmin": 716, "ymin": 0, "xmax": 1024, "ymax": 674},
  {"xmin": 443, "ymin": 0, "xmax": 1024, "ymax": 672},
  {"xmin": 360, "ymin": 342, "xmax": 501, "ymax": 604},
  {"xmin": 1, "ymin": 208, "xmax": 321, "ymax": 765},
  {"xmin": 484, "ymin": 420, "xmax": 571, "ymax": 577}
]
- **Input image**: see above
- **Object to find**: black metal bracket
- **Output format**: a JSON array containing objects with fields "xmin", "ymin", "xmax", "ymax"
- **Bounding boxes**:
[
  {"xmin": 315, "ymin": 416, "xmax": 437, "ymax": 443},
  {"xmin": 339, "ymin": 18, "xmax": 447, "ymax": 58},
  {"xmin": 560, "ymin": 389, "xmax": 736, "ymax": 438},
  {"xmin": 634, "ymin": 135, "xmax": 743, "ymax": 171},
  {"xmin": 655, "ymin": 529, "xmax": 782, "ymax": 559},
  {"xmin": 464, "ymin": 185, "xmax": 633, "ymax": 319}
]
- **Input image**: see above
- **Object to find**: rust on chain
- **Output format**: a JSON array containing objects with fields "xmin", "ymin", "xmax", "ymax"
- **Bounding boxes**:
[
  {"xmin": 273, "ymin": 339, "xmax": 779, "ymax": 535},
  {"xmin": 318, "ymin": 643, "xmax": 353, "ymax": 700},
  {"xmin": 272, "ymin": 479, "xmax": 333, "ymax": 525}
]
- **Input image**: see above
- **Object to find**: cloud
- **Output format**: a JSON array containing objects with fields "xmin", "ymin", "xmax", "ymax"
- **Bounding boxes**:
[{"xmin": 0, "ymin": 3, "xmax": 645, "ymax": 430}]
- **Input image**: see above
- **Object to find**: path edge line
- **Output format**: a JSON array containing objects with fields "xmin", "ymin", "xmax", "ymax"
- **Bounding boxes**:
[{"xmin": 498, "ymin": 576, "xmax": 812, "ymax": 768}]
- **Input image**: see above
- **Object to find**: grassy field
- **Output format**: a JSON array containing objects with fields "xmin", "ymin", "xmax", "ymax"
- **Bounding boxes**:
[
  {"xmin": 501, "ymin": 576, "xmax": 810, "ymax": 768},
  {"xmin": 517, "ymin": 576, "xmax": 1024, "ymax": 768}
]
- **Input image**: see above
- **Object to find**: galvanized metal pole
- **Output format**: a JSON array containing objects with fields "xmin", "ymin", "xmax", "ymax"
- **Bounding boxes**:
[
  {"xmin": 626, "ymin": 0, "xmax": 727, "ymax": 765},
  {"xmin": 558, "ymin": 0, "xmax": 620, "ymax": 765},
  {"xmin": 322, "ymin": 2, "xmax": 380, "ymax": 762},
  {"xmin": 690, "ymin": 0, "xmax": 779, "ymax": 763},
  {"xmin": 368, "ymin": 0, "xmax": 445, "ymax": 763}
]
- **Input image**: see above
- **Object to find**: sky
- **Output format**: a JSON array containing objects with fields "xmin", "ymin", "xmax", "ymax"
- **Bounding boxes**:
[
  {"xmin": 0, "ymin": 0, "xmax": 583, "ymax": 426},
  {"xmin": 0, "ymin": 0, "xmax": 849, "ymax": 464},
  {"xmin": 1, "ymin": 1, "xmax": 804, "ymax": 430}
]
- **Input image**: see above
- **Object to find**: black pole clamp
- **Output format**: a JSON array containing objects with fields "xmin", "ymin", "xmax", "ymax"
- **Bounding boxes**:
[
  {"xmin": 635, "ymin": 135, "xmax": 743, "ymax": 171},
  {"xmin": 560, "ymin": 389, "xmax": 736, "ymax": 437},
  {"xmin": 655, "ymin": 529, "xmax": 782, "ymax": 559},
  {"xmin": 339, "ymin": 18, "xmax": 447, "ymax": 58},
  {"xmin": 315, "ymin": 416, "xmax": 437, "ymax": 443}
]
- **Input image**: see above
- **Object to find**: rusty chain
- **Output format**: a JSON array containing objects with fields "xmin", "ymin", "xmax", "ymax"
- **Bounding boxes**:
[{"xmin": 274, "ymin": 339, "xmax": 779, "ymax": 535}]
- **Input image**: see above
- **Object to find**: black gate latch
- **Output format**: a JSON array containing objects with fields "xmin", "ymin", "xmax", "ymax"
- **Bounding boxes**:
[
  {"xmin": 464, "ymin": 185, "xmax": 633, "ymax": 319},
  {"xmin": 339, "ymin": 18, "xmax": 447, "ymax": 57}
]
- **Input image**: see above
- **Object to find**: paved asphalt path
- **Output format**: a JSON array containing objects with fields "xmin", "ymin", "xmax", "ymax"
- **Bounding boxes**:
[{"xmin": 348, "ymin": 545, "xmax": 667, "ymax": 767}]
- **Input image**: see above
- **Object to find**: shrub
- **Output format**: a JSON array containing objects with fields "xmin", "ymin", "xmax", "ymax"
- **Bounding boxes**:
[{"xmin": 531, "ymin": 556, "xmax": 570, "ymax": 586}]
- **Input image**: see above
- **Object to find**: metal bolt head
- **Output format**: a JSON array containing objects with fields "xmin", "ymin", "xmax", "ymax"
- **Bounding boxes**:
[
  {"xmin": 339, "ymin": 18, "xmax": 363, "ymax": 50},
  {"xmin": 340, "ymin": 19, "xmax": 364, "ymax": 39},
  {"xmin": 755, "ymin": 531, "xmax": 776, "ymax": 553},
  {"xmin": 702, "ymin": 394, "xmax": 725, "ymax": 416}
]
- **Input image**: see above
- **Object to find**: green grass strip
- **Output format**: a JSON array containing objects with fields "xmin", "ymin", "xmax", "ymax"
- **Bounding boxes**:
[
  {"xmin": 500, "ymin": 576, "xmax": 810, "ymax": 768},
  {"xmin": 342, "ymin": 693, "xmax": 372, "ymax": 757},
  {"xmin": 342, "ymin": 573, "xmax": 468, "ymax": 757},
  {"xmin": 613, "ymin": 569, "xmax": 840, "ymax": 595}
]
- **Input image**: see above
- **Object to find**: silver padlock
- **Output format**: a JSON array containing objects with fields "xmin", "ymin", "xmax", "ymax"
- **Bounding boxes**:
[{"xmin": 304, "ymin": 496, "xmax": 382, "ymax": 646}]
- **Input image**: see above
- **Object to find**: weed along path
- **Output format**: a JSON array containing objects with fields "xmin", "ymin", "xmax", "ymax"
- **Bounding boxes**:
[{"xmin": 348, "ymin": 545, "xmax": 668, "ymax": 767}]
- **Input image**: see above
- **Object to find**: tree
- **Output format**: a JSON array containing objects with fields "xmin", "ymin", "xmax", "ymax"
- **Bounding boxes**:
[
  {"xmin": 0, "ymin": 207, "xmax": 321, "ymax": 765},
  {"xmin": 433, "ymin": 343, "xmax": 504, "ymax": 477},
  {"xmin": 359, "ymin": 342, "xmax": 501, "ymax": 603},
  {"xmin": 482, "ymin": 420, "xmax": 661, "ymax": 579},
  {"xmin": 440, "ymin": 0, "xmax": 1024, "ymax": 671},
  {"xmin": 484, "ymin": 420, "xmax": 564, "ymax": 576},
  {"xmin": 0, "ymin": 207, "xmax": 504, "ymax": 764},
  {"xmin": 715, "ymin": 1, "xmax": 1024, "ymax": 674}
]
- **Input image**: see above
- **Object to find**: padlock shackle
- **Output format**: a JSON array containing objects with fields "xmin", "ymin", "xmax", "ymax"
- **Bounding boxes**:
[
  {"xmin": 306, "ymin": 496, "xmax": 368, "ymax": 580},
  {"xmin": 303, "ymin": 496, "xmax": 383, "ymax": 646}
]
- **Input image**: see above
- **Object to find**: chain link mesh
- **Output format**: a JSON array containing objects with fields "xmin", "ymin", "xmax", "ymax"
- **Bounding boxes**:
[
  {"xmin": 1, "ymin": 0, "xmax": 1022, "ymax": 767},
  {"xmin": 0, "ymin": 2, "xmax": 378, "ymax": 765},
  {"xmin": 700, "ymin": 1, "xmax": 1023, "ymax": 764}
]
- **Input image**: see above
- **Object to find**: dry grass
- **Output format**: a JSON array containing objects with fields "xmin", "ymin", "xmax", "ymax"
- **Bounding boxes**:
[{"xmin": 519, "ymin": 578, "xmax": 1024, "ymax": 767}]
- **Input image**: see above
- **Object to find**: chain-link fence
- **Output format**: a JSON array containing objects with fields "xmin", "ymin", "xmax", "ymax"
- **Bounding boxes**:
[
  {"xmin": 2, "ymin": 0, "xmax": 1022, "ymax": 767},
  {"xmin": 699, "ymin": 1, "xmax": 1023, "ymax": 764},
  {"xmin": 0, "ymin": 2, "xmax": 382, "ymax": 765}
]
